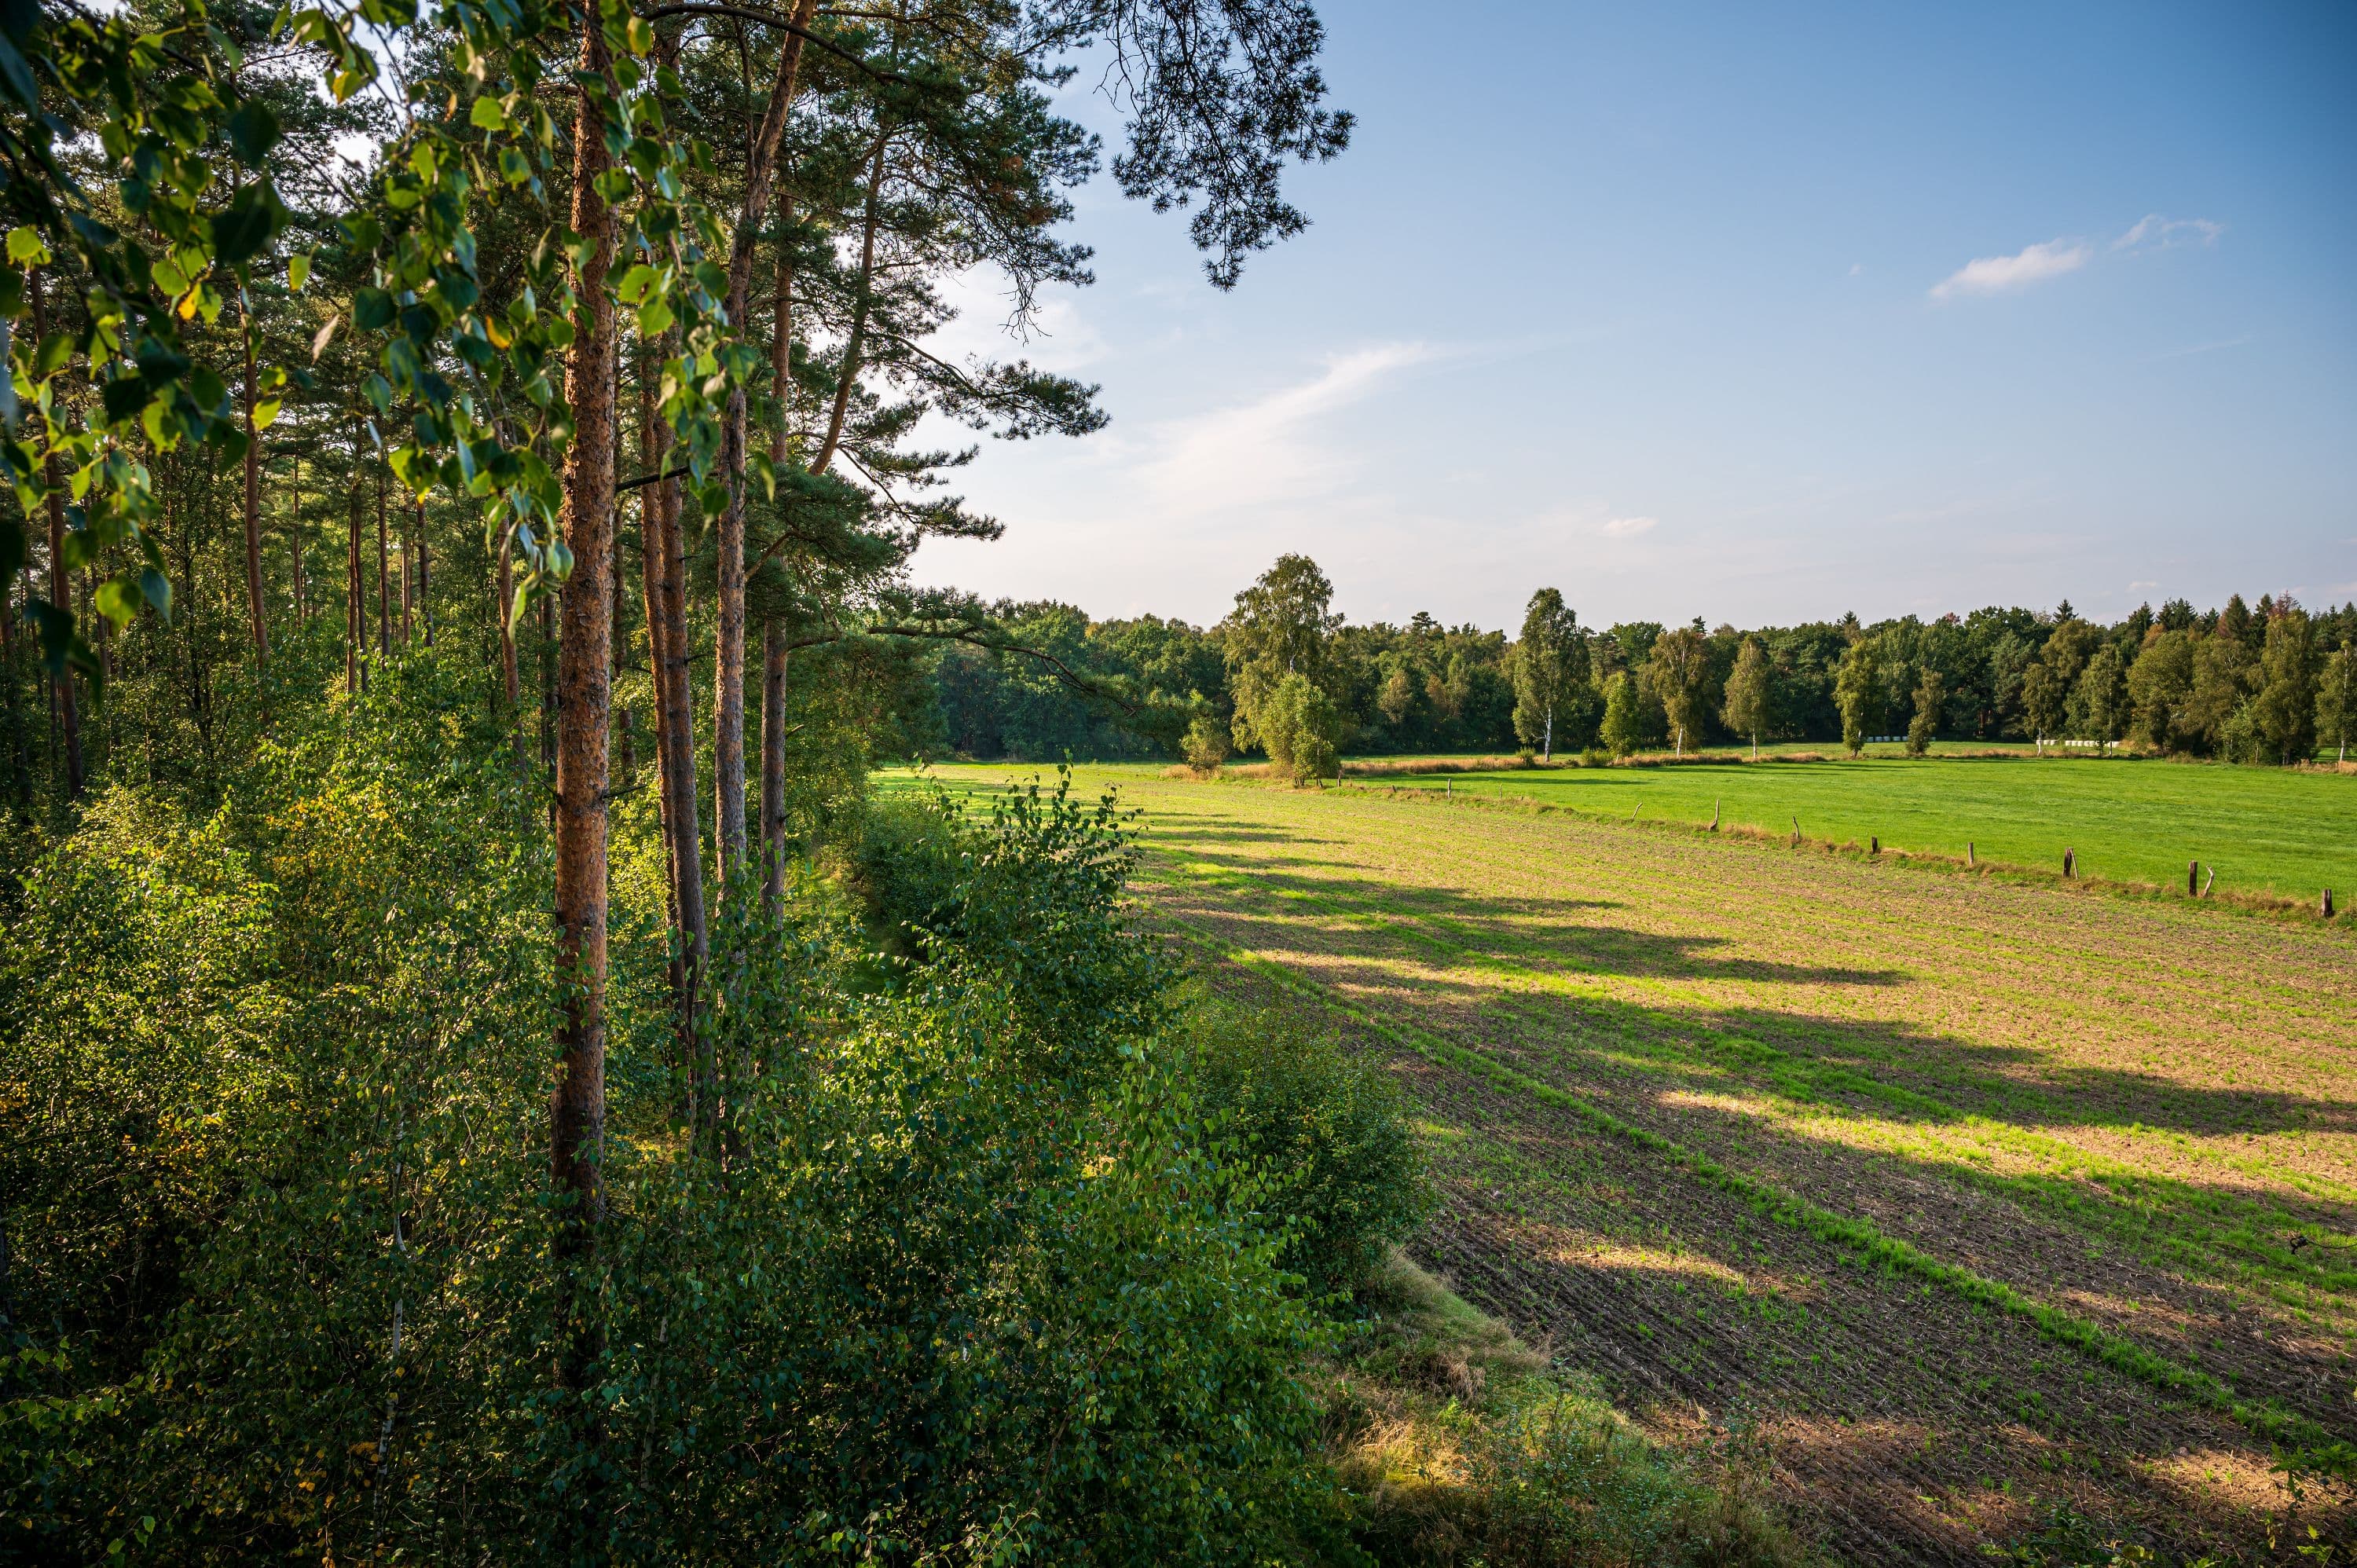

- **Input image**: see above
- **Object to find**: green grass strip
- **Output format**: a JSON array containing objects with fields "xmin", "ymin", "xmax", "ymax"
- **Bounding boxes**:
[{"xmin": 1163, "ymin": 916, "xmax": 2339, "ymax": 1455}]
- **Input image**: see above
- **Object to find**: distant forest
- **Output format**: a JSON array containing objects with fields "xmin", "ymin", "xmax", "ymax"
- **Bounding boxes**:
[{"xmin": 911, "ymin": 556, "xmax": 2357, "ymax": 765}]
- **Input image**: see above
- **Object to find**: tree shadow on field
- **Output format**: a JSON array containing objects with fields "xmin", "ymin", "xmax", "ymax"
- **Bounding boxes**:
[
  {"xmin": 1153, "ymin": 849, "xmax": 2357, "ymax": 1438},
  {"xmin": 1161, "ymin": 848, "xmax": 1899, "ymax": 989},
  {"xmin": 1149, "ymin": 822, "xmax": 1344, "ymax": 848}
]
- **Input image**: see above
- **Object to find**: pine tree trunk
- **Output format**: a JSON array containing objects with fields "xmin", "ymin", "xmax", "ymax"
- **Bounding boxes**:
[
  {"xmin": 760, "ymin": 207, "xmax": 794, "ymax": 918},
  {"xmin": 550, "ymin": 2, "xmax": 619, "ymax": 1271},
  {"xmin": 346, "ymin": 467, "xmax": 365, "ymax": 695},
  {"xmin": 415, "ymin": 499, "xmax": 430, "ymax": 646},
  {"xmin": 497, "ymin": 533, "xmax": 519, "ymax": 713},
  {"xmin": 240, "ymin": 306, "xmax": 268, "ymax": 668},
  {"xmin": 713, "ymin": 0, "xmax": 819, "ymax": 899},
  {"xmin": 761, "ymin": 620, "xmax": 787, "ymax": 914},
  {"xmin": 31, "ymin": 272, "xmax": 81, "ymax": 798},
  {"xmin": 400, "ymin": 501, "xmax": 414, "ymax": 646},
  {"xmin": 291, "ymin": 466, "xmax": 306, "ymax": 623},
  {"xmin": 376, "ymin": 465, "xmax": 390, "ymax": 658},
  {"xmin": 640, "ymin": 361, "xmax": 708, "ymax": 1090}
]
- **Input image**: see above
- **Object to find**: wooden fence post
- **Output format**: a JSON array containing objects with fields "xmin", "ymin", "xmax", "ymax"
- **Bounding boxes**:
[
  {"xmin": 1967, "ymin": 841, "xmax": 1975, "ymax": 868},
  {"xmin": 2326, "ymin": 888, "xmax": 2337, "ymax": 919},
  {"xmin": 1870, "ymin": 835, "xmax": 1879, "ymax": 855},
  {"xmin": 2062, "ymin": 848, "xmax": 2075, "ymax": 879},
  {"xmin": 2187, "ymin": 860, "xmax": 2198, "ymax": 896}
]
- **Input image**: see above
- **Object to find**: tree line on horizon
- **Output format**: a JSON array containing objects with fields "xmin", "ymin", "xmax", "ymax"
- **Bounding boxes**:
[{"xmin": 915, "ymin": 555, "xmax": 2357, "ymax": 772}]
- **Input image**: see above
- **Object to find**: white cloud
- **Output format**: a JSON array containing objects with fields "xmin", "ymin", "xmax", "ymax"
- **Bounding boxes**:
[
  {"xmin": 1127, "ymin": 343, "xmax": 1442, "ymax": 516},
  {"xmin": 2129, "ymin": 580, "xmax": 2159, "ymax": 590},
  {"xmin": 1930, "ymin": 238, "xmax": 2092, "ymax": 300},
  {"xmin": 1601, "ymin": 516, "xmax": 1659, "ymax": 538},
  {"xmin": 2114, "ymin": 214, "xmax": 2223, "ymax": 252}
]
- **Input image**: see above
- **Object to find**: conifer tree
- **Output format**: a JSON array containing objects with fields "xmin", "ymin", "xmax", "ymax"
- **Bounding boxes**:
[{"xmin": 1600, "ymin": 670, "xmax": 1646, "ymax": 757}]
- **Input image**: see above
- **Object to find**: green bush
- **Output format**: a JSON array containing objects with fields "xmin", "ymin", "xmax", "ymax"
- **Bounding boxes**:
[
  {"xmin": 1261, "ymin": 672, "xmax": 1345, "ymax": 784},
  {"xmin": 1180, "ymin": 995, "xmax": 1433, "ymax": 1298},
  {"xmin": 1, "ymin": 665, "xmax": 1339, "ymax": 1565}
]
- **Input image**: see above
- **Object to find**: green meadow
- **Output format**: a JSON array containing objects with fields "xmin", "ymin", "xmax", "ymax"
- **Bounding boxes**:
[{"xmin": 1354, "ymin": 753, "xmax": 2357, "ymax": 900}]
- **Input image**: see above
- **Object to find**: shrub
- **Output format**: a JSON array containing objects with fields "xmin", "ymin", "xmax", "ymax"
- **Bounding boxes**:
[
  {"xmin": 1182, "ymin": 710, "xmax": 1233, "ymax": 773},
  {"xmin": 2, "ymin": 675, "xmax": 1337, "ymax": 1565},
  {"xmin": 1179, "ymin": 995, "xmax": 1432, "ymax": 1297},
  {"xmin": 1260, "ymin": 672, "xmax": 1345, "ymax": 785}
]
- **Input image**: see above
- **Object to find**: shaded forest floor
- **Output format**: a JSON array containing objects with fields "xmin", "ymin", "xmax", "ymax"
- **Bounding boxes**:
[{"xmin": 905, "ymin": 764, "xmax": 2357, "ymax": 1563}]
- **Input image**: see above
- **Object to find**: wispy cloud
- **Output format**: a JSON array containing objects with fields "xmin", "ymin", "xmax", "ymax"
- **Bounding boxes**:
[
  {"xmin": 1131, "ymin": 343, "xmax": 1442, "ymax": 516},
  {"xmin": 1601, "ymin": 516, "xmax": 1659, "ymax": 538},
  {"xmin": 2115, "ymin": 214, "xmax": 2223, "ymax": 253},
  {"xmin": 1930, "ymin": 238, "xmax": 2092, "ymax": 301},
  {"xmin": 2143, "ymin": 335, "xmax": 2250, "ymax": 363}
]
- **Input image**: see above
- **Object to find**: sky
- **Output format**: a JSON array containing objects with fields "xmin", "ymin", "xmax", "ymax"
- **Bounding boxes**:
[{"xmin": 907, "ymin": 1, "xmax": 2357, "ymax": 634}]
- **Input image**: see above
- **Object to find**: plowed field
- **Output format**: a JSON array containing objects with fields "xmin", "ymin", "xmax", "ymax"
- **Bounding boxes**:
[{"xmin": 911, "ymin": 765, "xmax": 2357, "ymax": 1563}]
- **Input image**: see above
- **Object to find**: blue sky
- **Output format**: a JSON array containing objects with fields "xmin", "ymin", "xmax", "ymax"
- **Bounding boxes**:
[{"xmin": 909, "ymin": 1, "xmax": 2357, "ymax": 632}]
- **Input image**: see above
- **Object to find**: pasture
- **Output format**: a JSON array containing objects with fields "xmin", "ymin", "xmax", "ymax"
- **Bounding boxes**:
[
  {"xmin": 907, "ymin": 760, "xmax": 2357, "ymax": 1563},
  {"xmin": 1360, "ymin": 753, "xmax": 2357, "ymax": 903}
]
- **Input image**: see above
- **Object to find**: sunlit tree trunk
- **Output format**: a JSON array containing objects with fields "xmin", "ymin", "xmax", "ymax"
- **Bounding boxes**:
[{"xmin": 550, "ymin": 6, "xmax": 619, "ymax": 1237}]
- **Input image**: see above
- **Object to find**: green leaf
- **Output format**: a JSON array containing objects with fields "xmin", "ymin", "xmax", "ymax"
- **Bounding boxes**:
[
  {"xmin": 5, "ymin": 225, "xmax": 46, "ymax": 266},
  {"xmin": 614, "ymin": 263, "xmax": 655, "ymax": 304},
  {"xmin": 0, "ymin": 33, "xmax": 35, "ymax": 112},
  {"xmin": 139, "ymin": 566, "xmax": 171, "ymax": 617},
  {"xmin": 288, "ymin": 253, "xmax": 311, "ymax": 291},
  {"xmin": 253, "ymin": 397, "xmax": 282, "ymax": 430},
  {"xmin": 636, "ymin": 297, "xmax": 673, "ymax": 338},
  {"xmin": 211, "ymin": 186, "xmax": 280, "ymax": 268},
  {"xmin": 353, "ymin": 288, "xmax": 396, "ymax": 332},
  {"xmin": 95, "ymin": 573, "xmax": 142, "ymax": 625},
  {"xmin": 470, "ymin": 94, "xmax": 508, "ymax": 132},
  {"xmin": 31, "ymin": 332, "xmax": 70, "ymax": 379},
  {"xmin": 225, "ymin": 101, "xmax": 283, "ymax": 167}
]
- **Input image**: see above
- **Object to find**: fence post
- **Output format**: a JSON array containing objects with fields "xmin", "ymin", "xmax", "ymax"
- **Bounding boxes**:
[
  {"xmin": 2187, "ymin": 860, "xmax": 2198, "ymax": 896},
  {"xmin": 2326, "ymin": 888, "xmax": 2337, "ymax": 919},
  {"xmin": 2062, "ymin": 848, "xmax": 2075, "ymax": 879},
  {"xmin": 1967, "ymin": 841, "xmax": 1975, "ymax": 868},
  {"xmin": 1870, "ymin": 835, "xmax": 1879, "ymax": 856}
]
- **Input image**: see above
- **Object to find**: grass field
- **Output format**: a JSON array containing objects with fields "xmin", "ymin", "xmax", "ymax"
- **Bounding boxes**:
[
  {"xmin": 1352, "ymin": 752, "xmax": 2357, "ymax": 902},
  {"xmin": 896, "ymin": 761, "xmax": 2357, "ymax": 1563}
]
